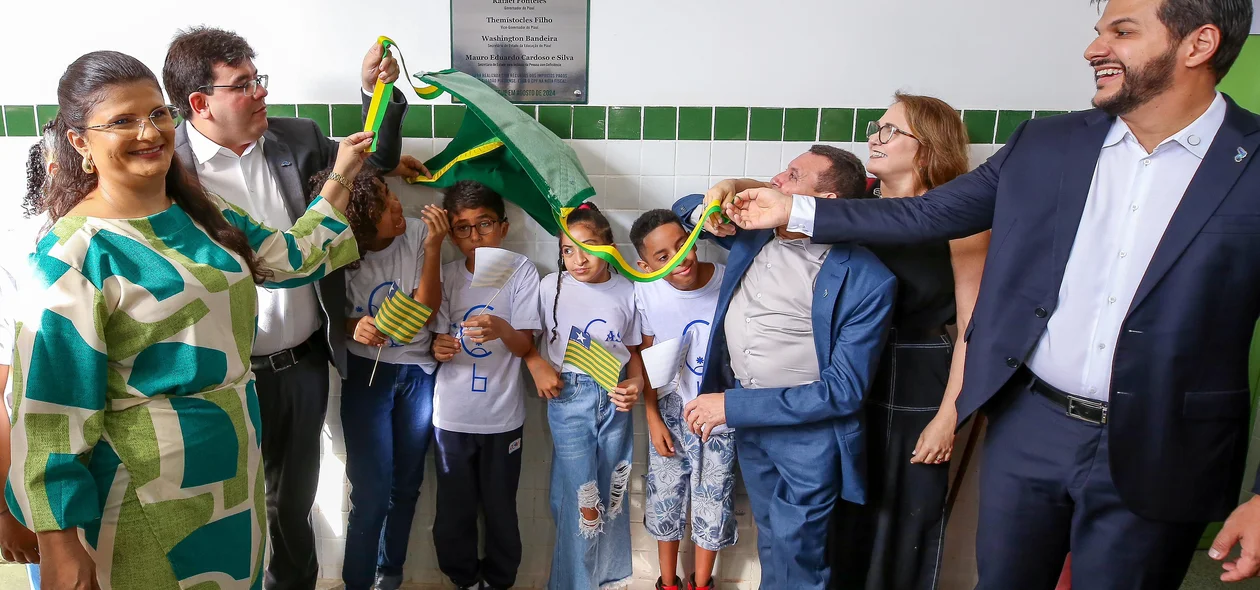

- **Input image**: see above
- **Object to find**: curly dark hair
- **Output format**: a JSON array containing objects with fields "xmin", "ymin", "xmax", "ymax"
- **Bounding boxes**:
[
  {"xmin": 629, "ymin": 209, "xmax": 682, "ymax": 257},
  {"xmin": 23, "ymin": 122, "xmax": 55, "ymax": 219},
  {"xmin": 308, "ymin": 166, "xmax": 387, "ymax": 269},
  {"xmin": 47, "ymin": 50, "xmax": 269, "ymax": 283}
]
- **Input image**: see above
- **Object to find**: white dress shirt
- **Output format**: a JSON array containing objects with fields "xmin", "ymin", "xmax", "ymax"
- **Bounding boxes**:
[
  {"xmin": 1028, "ymin": 93, "xmax": 1226, "ymax": 400},
  {"xmin": 788, "ymin": 92, "xmax": 1228, "ymax": 402},
  {"xmin": 187, "ymin": 122, "xmax": 322, "ymax": 356}
]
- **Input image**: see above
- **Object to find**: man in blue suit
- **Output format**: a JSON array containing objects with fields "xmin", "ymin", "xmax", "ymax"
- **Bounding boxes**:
[
  {"xmin": 724, "ymin": 0, "xmax": 1259, "ymax": 587},
  {"xmin": 674, "ymin": 145, "xmax": 896, "ymax": 589}
]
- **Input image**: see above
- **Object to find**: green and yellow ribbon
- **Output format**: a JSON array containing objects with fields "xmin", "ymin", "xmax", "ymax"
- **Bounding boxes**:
[
  {"xmin": 558, "ymin": 199, "xmax": 723, "ymax": 283},
  {"xmin": 364, "ymin": 35, "xmax": 445, "ymax": 152},
  {"xmin": 405, "ymin": 138, "xmax": 506, "ymax": 184}
]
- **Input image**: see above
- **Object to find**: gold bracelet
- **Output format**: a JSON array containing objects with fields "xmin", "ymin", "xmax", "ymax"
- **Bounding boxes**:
[{"xmin": 327, "ymin": 171, "xmax": 354, "ymax": 192}]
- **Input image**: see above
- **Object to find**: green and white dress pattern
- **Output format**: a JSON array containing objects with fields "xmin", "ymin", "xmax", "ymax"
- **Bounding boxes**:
[{"xmin": 6, "ymin": 194, "xmax": 357, "ymax": 589}]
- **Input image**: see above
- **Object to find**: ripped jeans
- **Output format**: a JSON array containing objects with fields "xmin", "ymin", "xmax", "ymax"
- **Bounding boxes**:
[{"xmin": 547, "ymin": 372, "xmax": 634, "ymax": 590}]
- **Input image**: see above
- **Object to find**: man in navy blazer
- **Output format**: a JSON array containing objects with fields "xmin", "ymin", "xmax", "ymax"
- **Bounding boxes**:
[
  {"xmin": 674, "ymin": 146, "xmax": 896, "ymax": 589},
  {"xmin": 724, "ymin": 0, "xmax": 1259, "ymax": 587},
  {"xmin": 164, "ymin": 27, "xmax": 415, "ymax": 590}
]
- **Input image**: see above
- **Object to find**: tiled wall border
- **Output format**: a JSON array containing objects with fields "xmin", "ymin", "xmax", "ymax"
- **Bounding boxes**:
[{"xmin": 0, "ymin": 104, "xmax": 1071, "ymax": 144}]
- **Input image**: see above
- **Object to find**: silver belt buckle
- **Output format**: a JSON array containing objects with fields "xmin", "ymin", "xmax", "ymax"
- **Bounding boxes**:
[
  {"xmin": 1066, "ymin": 396, "xmax": 1107, "ymax": 425},
  {"xmin": 267, "ymin": 349, "xmax": 297, "ymax": 372}
]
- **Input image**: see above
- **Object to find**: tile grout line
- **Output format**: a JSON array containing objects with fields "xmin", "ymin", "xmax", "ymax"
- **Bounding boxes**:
[{"xmin": 0, "ymin": 103, "xmax": 1059, "ymax": 144}]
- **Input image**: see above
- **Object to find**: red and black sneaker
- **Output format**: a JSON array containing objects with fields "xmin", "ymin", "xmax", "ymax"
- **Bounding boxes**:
[
  {"xmin": 655, "ymin": 575, "xmax": 681, "ymax": 590},
  {"xmin": 687, "ymin": 573, "xmax": 713, "ymax": 590}
]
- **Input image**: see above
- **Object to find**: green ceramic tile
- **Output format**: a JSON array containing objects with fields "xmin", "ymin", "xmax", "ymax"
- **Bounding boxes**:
[
  {"xmin": 643, "ymin": 107, "xmax": 677, "ymax": 140},
  {"xmin": 517, "ymin": 105, "xmax": 536, "ymax": 118},
  {"xmin": 36, "ymin": 105, "xmax": 58, "ymax": 131},
  {"xmin": 963, "ymin": 110, "xmax": 998, "ymax": 143},
  {"xmin": 330, "ymin": 104, "xmax": 362, "ymax": 137},
  {"xmin": 996, "ymin": 110, "xmax": 1033, "ymax": 144},
  {"xmin": 268, "ymin": 104, "xmax": 297, "ymax": 118},
  {"xmin": 713, "ymin": 107, "xmax": 748, "ymax": 141},
  {"xmin": 572, "ymin": 106, "xmax": 606, "ymax": 139},
  {"xmin": 784, "ymin": 108, "xmax": 819, "ymax": 141},
  {"xmin": 434, "ymin": 105, "xmax": 466, "ymax": 138},
  {"xmin": 749, "ymin": 108, "xmax": 785, "ymax": 141},
  {"xmin": 538, "ymin": 106, "xmax": 572, "ymax": 138},
  {"xmin": 855, "ymin": 109, "xmax": 885, "ymax": 143},
  {"xmin": 607, "ymin": 107, "xmax": 642, "ymax": 140},
  {"xmin": 1034, "ymin": 110, "xmax": 1069, "ymax": 119},
  {"xmin": 818, "ymin": 108, "xmax": 855, "ymax": 142},
  {"xmin": 297, "ymin": 104, "xmax": 330, "ymax": 136},
  {"xmin": 4, "ymin": 106, "xmax": 36, "ymax": 137},
  {"xmin": 401, "ymin": 105, "xmax": 432, "ymax": 138},
  {"xmin": 677, "ymin": 107, "xmax": 713, "ymax": 141}
]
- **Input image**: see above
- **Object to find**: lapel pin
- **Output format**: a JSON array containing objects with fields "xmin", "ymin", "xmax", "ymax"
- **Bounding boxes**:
[
  {"xmin": 281, "ymin": 160, "xmax": 292, "ymax": 167},
  {"xmin": 1237, "ymin": 147, "xmax": 1248, "ymax": 163}
]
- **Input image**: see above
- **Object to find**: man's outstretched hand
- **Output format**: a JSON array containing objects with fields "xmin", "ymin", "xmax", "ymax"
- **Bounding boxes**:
[{"xmin": 725, "ymin": 187, "xmax": 796, "ymax": 230}]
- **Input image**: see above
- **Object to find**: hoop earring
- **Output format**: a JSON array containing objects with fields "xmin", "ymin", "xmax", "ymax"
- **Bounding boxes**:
[{"xmin": 82, "ymin": 155, "xmax": 95, "ymax": 174}]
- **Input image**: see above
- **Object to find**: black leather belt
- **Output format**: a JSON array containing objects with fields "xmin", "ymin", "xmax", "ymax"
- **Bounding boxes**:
[
  {"xmin": 250, "ymin": 340, "xmax": 316, "ymax": 373},
  {"xmin": 1021, "ymin": 368, "xmax": 1109, "ymax": 425}
]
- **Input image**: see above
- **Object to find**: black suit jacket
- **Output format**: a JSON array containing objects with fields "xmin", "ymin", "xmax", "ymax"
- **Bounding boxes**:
[
  {"xmin": 173, "ymin": 88, "xmax": 407, "ymax": 376},
  {"xmin": 811, "ymin": 96, "xmax": 1260, "ymax": 522}
]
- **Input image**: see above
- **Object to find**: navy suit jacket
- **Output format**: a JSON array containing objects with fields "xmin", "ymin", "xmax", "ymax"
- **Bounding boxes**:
[
  {"xmin": 810, "ymin": 96, "xmax": 1260, "ymax": 522},
  {"xmin": 674, "ymin": 195, "xmax": 896, "ymax": 504}
]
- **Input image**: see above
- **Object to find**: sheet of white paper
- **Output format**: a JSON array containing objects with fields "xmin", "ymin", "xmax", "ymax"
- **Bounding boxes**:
[
  {"xmin": 471, "ymin": 247, "xmax": 524, "ymax": 289},
  {"xmin": 642, "ymin": 332, "xmax": 693, "ymax": 390}
]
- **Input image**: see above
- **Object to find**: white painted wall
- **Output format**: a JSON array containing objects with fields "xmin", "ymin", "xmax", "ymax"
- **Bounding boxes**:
[{"xmin": 0, "ymin": 0, "xmax": 1102, "ymax": 109}]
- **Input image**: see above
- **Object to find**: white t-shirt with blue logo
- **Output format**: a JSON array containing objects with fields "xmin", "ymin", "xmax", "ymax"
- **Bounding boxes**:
[
  {"xmin": 538, "ymin": 271, "xmax": 643, "ymax": 379},
  {"xmin": 432, "ymin": 257, "xmax": 542, "ymax": 434},
  {"xmin": 344, "ymin": 219, "xmax": 438, "ymax": 372},
  {"xmin": 634, "ymin": 263, "xmax": 728, "ymax": 434}
]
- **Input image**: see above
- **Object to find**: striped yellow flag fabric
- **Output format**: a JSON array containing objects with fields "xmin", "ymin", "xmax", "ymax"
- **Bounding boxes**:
[
  {"xmin": 563, "ymin": 326, "xmax": 621, "ymax": 393},
  {"xmin": 374, "ymin": 287, "xmax": 433, "ymax": 344}
]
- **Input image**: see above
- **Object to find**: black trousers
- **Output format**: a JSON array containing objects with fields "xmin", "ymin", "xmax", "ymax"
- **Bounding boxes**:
[
  {"xmin": 831, "ymin": 329, "xmax": 952, "ymax": 590},
  {"xmin": 255, "ymin": 345, "xmax": 331, "ymax": 590},
  {"xmin": 432, "ymin": 427, "xmax": 524, "ymax": 589},
  {"xmin": 972, "ymin": 377, "xmax": 1207, "ymax": 590}
]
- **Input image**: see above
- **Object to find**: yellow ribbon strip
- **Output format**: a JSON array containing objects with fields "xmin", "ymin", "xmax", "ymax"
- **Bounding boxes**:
[
  {"xmin": 558, "ymin": 200, "xmax": 723, "ymax": 283},
  {"xmin": 403, "ymin": 139, "xmax": 506, "ymax": 184}
]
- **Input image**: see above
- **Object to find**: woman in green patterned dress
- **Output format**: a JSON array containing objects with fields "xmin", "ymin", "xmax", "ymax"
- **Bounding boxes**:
[{"xmin": 7, "ymin": 50, "xmax": 370, "ymax": 590}]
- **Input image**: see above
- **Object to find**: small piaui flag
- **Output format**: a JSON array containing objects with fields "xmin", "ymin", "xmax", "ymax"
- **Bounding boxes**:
[
  {"xmin": 374, "ymin": 286, "xmax": 433, "ymax": 344},
  {"xmin": 563, "ymin": 326, "xmax": 621, "ymax": 393}
]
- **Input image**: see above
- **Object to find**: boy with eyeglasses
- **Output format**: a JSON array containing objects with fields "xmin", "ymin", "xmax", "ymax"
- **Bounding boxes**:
[{"xmin": 429, "ymin": 180, "xmax": 541, "ymax": 590}]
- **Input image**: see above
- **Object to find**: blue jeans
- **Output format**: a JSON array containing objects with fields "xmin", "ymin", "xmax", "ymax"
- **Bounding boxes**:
[
  {"xmin": 738, "ymin": 422, "xmax": 841, "ymax": 590},
  {"xmin": 547, "ymin": 373, "xmax": 634, "ymax": 590},
  {"xmin": 340, "ymin": 354, "xmax": 436, "ymax": 590}
]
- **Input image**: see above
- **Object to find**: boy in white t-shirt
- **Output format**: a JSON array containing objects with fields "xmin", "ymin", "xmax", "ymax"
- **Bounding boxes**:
[
  {"xmin": 429, "ymin": 181, "xmax": 540, "ymax": 590},
  {"xmin": 631, "ymin": 210, "xmax": 736, "ymax": 590},
  {"xmin": 320, "ymin": 166, "xmax": 449, "ymax": 590}
]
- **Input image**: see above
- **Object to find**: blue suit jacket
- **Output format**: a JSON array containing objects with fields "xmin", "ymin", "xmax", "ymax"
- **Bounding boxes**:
[
  {"xmin": 810, "ymin": 97, "xmax": 1260, "ymax": 522},
  {"xmin": 674, "ymin": 195, "xmax": 896, "ymax": 504}
]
